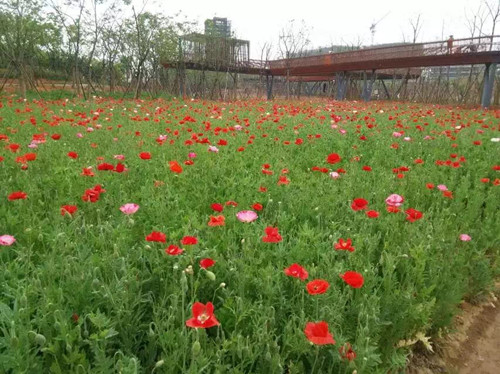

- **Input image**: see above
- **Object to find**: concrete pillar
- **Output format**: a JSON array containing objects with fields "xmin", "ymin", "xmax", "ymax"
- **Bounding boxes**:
[
  {"xmin": 266, "ymin": 74, "xmax": 273, "ymax": 100},
  {"xmin": 362, "ymin": 71, "xmax": 368, "ymax": 100},
  {"xmin": 336, "ymin": 72, "xmax": 344, "ymax": 100},
  {"xmin": 363, "ymin": 70, "xmax": 377, "ymax": 101},
  {"xmin": 481, "ymin": 63, "xmax": 497, "ymax": 108},
  {"xmin": 336, "ymin": 72, "xmax": 348, "ymax": 100}
]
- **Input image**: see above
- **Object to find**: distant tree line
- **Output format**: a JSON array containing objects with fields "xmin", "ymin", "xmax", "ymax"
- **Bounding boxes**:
[{"xmin": 0, "ymin": 0, "xmax": 193, "ymax": 98}]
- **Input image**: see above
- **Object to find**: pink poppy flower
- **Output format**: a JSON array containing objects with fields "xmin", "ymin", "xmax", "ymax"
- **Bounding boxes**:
[
  {"xmin": 188, "ymin": 152, "xmax": 197, "ymax": 158},
  {"xmin": 329, "ymin": 171, "xmax": 340, "ymax": 179},
  {"xmin": 236, "ymin": 210, "xmax": 258, "ymax": 223},
  {"xmin": 0, "ymin": 235, "xmax": 16, "ymax": 246},
  {"xmin": 120, "ymin": 203, "xmax": 139, "ymax": 215},
  {"xmin": 114, "ymin": 155, "xmax": 125, "ymax": 160},
  {"xmin": 459, "ymin": 234, "xmax": 471, "ymax": 241},
  {"xmin": 208, "ymin": 146, "xmax": 219, "ymax": 153},
  {"xmin": 385, "ymin": 194, "xmax": 404, "ymax": 207},
  {"xmin": 437, "ymin": 184, "xmax": 448, "ymax": 191}
]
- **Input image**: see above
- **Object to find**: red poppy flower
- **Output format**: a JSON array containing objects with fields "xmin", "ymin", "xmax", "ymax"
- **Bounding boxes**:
[
  {"xmin": 165, "ymin": 244, "xmax": 183, "ymax": 255},
  {"xmin": 351, "ymin": 198, "xmax": 368, "ymax": 211},
  {"xmin": 326, "ymin": 153, "xmax": 341, "ymax": 164},
  {"xmin": 15, "ymin": 155, "xmax": 27, "ymax": 164},
  {"xmin": 114, "ymin": 162, "xmax": 126, "ymax": 173},
  {"xmin": 64, "ymin": 151, "xmax": 77, "ymax": 159},
  {"xmin": 426, "ymin": 183, "xmax": 434, "ymax": 189},
  {"xmin": 405, "ymin": 208, "xmax": 423, "ymax": 222},
  {"xmin": 181, "ymin": 236, "xmax": 198, "ymax": 245},
  {"xmin": 277, "ymin": 176, "xmax": 290, "ymax": 185},
  {"xmin": 8, "ymin": 191, "xmax": 27, "ymax": 200},
  {"xmin": 51, "ymin": 134, "xmax": 61, "ymax": 140},
  {"xmin": 362, "ymin": 165, "xmax": 372, "ymax": 172},
  {"xmin": 211, "ymin": 203, "xmax": 224, "ymax": 212},
  {"xmin": 284, "ymin": 263, "xmax": 309, "ymax": 280},
  {"xmin": 61, "ymin": 205, "xmax": 78, "ymax": 216},
  {"xmin": 185, "ymin": 302, "xmax": 220, "ymax": 329},
  {"xmin": 262, "ymin": 227, "xmax": 282, "ymax": 243},
  {"xmin": 386, "ymin": 205, "xmax": 400, "ymax": 213},
  {"xmin": 259, "ymin": 186, "xmax": 268, "ymax": 192},
  {"xmin": 139, "ymin": 152, "xmax": 151, "ymax": 160},
  {"xmin": 304, "ymin": 321, "xmax": 336, "ymax": 345},
  {"xmin": 252, "ymin": 203, "xmax": 263, "ymax": 211},
  {"xmin": 81, "ymin": 184, "xmax": 105, "ymax": 202},
  {"xmin": 146, "ymin": 231, "xmax": 167, "ymax": 243},
  {"xmin": 8, "ymin": 144, "xmax": 20, "ymax": 152},
  {"xmin": 340, "ymin": 271, "xmax": 364, "ymax": 288},
  {"xmin": 97, "ymin": 163, "xmax": 114, "ymax": 171},
  {"xmin": 306, "ymin": 279, "xmax": 330, "ymax": 295},
  {"xmin": 414, "ymin": 158, "xmax": 424, "ymax": 164},
  {"xmin": 262, "ymin": 168, "xmax": 273, "ymax": 175},
  {"xmin": 334, "ymin": 238, "xmax": 355, "ymax": 252},
  {"xmin": 339, "ymin": 343, "xmax": 357, "ymax": 361},
  {"xmin": 169, "ymin": 160, "xmax": 183, "ymax": 173},
  {"xmin": 208, "ymin": 215, "xmax": 225, "ymax": 226},
  {"xmin": 24, "ymin": 153, "xmax": 36, "ymax": 162},
  {"xmin": 200, "ymin": 258, "xmax": 215, "ymax": 269},
  {"xmin": 366, "ymin": 210, "xmax": 379, "ymax": 218},
  {"xmin": 442, "ymin": 191, "xmax": 453, "ymax": 199},
  {"xmin": 225, "ymin": 201, "xmax": 238, "ymax": 207}
]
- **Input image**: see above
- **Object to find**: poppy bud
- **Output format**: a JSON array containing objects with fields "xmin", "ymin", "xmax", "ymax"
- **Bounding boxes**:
[
  {"xmin": 205, "ymin": 271, "xmax": 216, "ymax": 281},
  {"xmin": 34, "ymin": 333, "xmax": 46, "ymax": 346},
  {"xmin": 10, "ymin": 336, "xmax": 19, "ymax": 347},
  {"xmin": 154, "ymin": 360, "xmax": 165, "ymax": 369},
  {"xmin": 192, "ymin": 341, "xmax": 201, "ymax": 356},
  {"xmin": 265, "ymin": 351, "xmax": 272, "ymax": 362},
  {"xmin": 180, "ymin": 271, "xmax": 188, "ymax": 292}
]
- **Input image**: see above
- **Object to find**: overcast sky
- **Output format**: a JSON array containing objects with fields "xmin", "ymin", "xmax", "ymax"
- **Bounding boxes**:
[{"xmin": 145, "ymin": 0, "xmax": 494, "ymax": 58}]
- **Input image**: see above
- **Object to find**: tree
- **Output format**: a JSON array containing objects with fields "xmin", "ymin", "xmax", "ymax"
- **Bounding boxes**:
[
  {"xmin": 277, "ymin": 20, "xmax": 310, "ymax": 99},
  {"xmin": 0, "ymin": 0, "xmax": 59, "ymax": 97}
]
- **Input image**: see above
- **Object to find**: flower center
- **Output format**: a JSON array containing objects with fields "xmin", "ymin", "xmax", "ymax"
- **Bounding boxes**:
[{"xmin": 197, "ymin": 313, "xmax": 209, "ymax": 323}]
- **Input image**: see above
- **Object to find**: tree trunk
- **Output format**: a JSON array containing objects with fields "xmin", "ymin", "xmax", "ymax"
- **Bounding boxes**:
[{"xmin": 18, "ymin": 64, "xmax": 27, "ymax": 98}]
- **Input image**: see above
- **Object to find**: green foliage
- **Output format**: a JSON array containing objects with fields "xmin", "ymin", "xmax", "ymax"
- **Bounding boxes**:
[{"xmin": 0, "ymin": 98, "xmax": 498, "ymax": 373}]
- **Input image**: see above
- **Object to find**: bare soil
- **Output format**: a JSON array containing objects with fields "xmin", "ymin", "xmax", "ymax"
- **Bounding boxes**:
[{"xmin": 408, "ymin": 289, "xmax": 500, "ymax": 374}]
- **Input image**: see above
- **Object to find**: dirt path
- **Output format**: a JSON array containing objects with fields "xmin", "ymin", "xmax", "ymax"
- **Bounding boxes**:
[
  {"xmin": 409, "ymin": 291, "xmax": 500, "ymax": 374},
  {"xmin": 456, "ymin": 299, "xmax": 500, "ymax": 374}
]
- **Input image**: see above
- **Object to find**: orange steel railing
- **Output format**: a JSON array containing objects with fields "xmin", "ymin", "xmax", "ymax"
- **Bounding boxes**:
[{"xmin": 269, "ymin": 36, "xmax": 500, "ymax": 70}]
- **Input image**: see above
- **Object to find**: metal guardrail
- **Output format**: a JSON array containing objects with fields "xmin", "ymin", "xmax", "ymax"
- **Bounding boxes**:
[
  {"xmin": 169, "ymin": 36, "xmax": 500, "ymax": 74},
  {"xmin": 269, "ymin": 36, "xmax": 500, "ymax": 70}
]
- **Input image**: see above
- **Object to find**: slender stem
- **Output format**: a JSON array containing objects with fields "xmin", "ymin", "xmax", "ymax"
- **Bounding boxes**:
[{"xmin": 311, "ymin": 347, "xmax": 320, "ymax": 373}]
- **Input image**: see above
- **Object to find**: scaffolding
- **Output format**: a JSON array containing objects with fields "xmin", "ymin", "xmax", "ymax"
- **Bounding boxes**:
[{"xmin": 179, "ymin": 33, "xmax": 250, "ymax": 70}]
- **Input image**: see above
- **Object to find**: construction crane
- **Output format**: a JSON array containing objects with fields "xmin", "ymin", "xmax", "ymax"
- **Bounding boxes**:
[{"xmin": 370, "ymin": 12, "xmax": 390, "ymax": 45}]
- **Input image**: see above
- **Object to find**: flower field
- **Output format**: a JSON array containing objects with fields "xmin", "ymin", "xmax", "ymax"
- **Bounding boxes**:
[{"xmin": 0, "ymin": 97, "xmax": 499, "ymax": 373}]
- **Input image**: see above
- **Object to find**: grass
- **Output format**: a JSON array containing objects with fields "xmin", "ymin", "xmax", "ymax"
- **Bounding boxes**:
[{"xmin": 0, "ymin": 97, "xmax": 499, "ymax": 373}]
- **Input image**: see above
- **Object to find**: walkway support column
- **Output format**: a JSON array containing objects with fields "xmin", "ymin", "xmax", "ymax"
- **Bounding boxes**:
[
  {"xmin": 362, "ymin": 71, "xmax": 368, "ymax": 101},
  {"xmin": 481, "ymin": 63, "xmax": 497, "ymax": 108},
  {"xmin": 266, "ymin": 74, "xmax": 273, "ymax": 100},
  {"xmin": 365, "ymin": 69, "xmax": 376, "ymax": 101},
  {"xmin": 336, "ymin": 72, "xmax": 344, "ymax": 100},
  {"xmin": 336, "ymin": 71, "xmax": 348, "ymax": 100}
]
